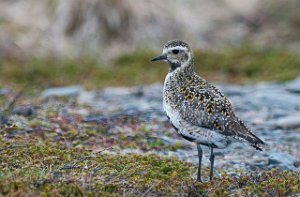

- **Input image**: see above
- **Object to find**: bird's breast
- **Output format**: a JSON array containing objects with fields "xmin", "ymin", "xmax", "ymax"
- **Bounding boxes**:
[{"xmin": 163, "ymin": 99, "xmax": 182, "ymax": 132}]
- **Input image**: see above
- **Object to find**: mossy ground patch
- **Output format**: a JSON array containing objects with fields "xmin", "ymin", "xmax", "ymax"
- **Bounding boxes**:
[{"xmin": 1, "ymin": 45, "xmax": 300, "ymax": 90}]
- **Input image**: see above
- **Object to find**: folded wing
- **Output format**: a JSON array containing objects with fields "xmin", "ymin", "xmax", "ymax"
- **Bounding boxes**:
[{"xmin": 178, "ymin": 77, "xmax": 265, "ymax": 150}]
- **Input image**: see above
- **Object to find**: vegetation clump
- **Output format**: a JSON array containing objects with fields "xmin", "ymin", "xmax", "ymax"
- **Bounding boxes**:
[
  {"xmin": 0, "ymin": 140, "xmax": 299, "ymax": 196},
  {"xmin": 0, "ymin": 104, "xmax": 299, "ymax": 197},
  {"xmin": 1, "ymin": 45, "xmax": 300, "ymax": 90}
]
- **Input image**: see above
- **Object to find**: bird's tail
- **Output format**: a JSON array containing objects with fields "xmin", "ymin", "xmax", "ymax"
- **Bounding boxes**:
[
  {"xmin": 237, "ymin": 119, "xmax": 266, "ymax": 151},
  {"xmin": 248, "ymin": 132, "xmax": 265, "ymax": 151}
]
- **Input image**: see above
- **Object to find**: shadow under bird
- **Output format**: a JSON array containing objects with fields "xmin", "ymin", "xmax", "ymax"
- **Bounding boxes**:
[{"xmin": 151, "ymin": 40, "xmax": 265, "ymax": 182}]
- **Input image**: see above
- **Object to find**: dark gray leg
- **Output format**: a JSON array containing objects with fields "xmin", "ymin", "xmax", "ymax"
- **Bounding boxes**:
[
  {"xmin": 196, "ymin": 144, "xmax": 203, "ymax": 182},
  {"xmin": 209, "ymin": 147, "xmax": 215, "ymax": 181}
]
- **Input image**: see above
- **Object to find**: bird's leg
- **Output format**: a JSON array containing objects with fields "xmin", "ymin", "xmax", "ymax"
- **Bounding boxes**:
[
  {"xmin": 209, "ymin": 147, "xmax": 215, "ymax": 181},
  {"xmin": 196, "ymin": 144, "xmax": 203, "ymax": 182}
]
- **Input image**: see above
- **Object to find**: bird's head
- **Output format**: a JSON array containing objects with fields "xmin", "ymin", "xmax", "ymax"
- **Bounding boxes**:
[{"xmin": 151, "ymin": 40, "xmax": 194, "ymax": 72}]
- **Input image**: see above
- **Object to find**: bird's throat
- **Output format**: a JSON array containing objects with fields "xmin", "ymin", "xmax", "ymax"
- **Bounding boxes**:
[
  {"xmin": 168, "ymin": 60, "xmax": 195, "ymax": 75},
  {"xmin": 168, "ymin": 61, "xmax": 181, "ymax": 72}
]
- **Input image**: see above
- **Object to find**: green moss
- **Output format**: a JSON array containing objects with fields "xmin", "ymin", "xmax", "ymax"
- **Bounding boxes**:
[
  {"xmin": 1, "ymin": 45, "xmax": 300, "ymax": 90},
  {"xmin": 195, "ymin": 45, "xmax": 300, "ymax": 83},
  {"xmin": 0, "ymin": 138, "xmax": 299, "ymax": 196},
  {"xmin": 0, "ymin": 141, "xmax": 197, "ymax": 196}
]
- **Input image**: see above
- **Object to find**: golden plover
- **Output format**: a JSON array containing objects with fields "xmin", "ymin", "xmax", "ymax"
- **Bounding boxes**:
[{"xmin": 152, "ymin": 40, "xmax": 265, "ymax": 182}]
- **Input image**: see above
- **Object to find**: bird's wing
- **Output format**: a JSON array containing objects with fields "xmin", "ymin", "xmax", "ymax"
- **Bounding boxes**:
[{"xmin": 178, "ymin": 76, "xmax": 264, "ymax": 149}]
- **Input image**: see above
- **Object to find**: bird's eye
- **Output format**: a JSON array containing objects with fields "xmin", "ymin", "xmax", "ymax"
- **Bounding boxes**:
[{"xmin": 172, "ymin": 49, "xmax": 179, "ymax": 54}]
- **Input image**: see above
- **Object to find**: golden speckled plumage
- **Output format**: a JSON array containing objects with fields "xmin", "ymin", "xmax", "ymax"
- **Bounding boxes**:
[
  {"xmin": 152, "ymin": 40, "xmax": 265, "ymax": 182},
  {"xmin": 163, "ymin": 69, "xmax": 264, "ymax": 149}
]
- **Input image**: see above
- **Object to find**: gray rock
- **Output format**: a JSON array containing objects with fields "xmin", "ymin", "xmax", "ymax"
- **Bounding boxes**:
[
  {"xmin": 0, "ymin": 113, "xmax": 9, "ymax": 125},
  {"xmin": 0, "ymin": 88, "xmax": 11, "ymax": 95},
  {"xmin": 41, "ymin": 86, "xmax": 82, "ymax": 98},
  {"xmin": 294, "ymin": 161, "xmax": 300, "ymax": 167},
  {"xmin": 286, "ymin": 76, "xmax": 300, "ymax": 93},
  {"xmin": 12, "ymin": 106, "xmax": 34, "ymax": 117},
  {"xmin": 270, "ymin": 114, "xmax": 300, "ymax": 129},
  {"xmin": 216, "ymin": 84, "xmax": 254, "ymax": 96},
  {"xmin": 101, "ymin": 87, "xmax": 138, "ymax": 96},
  {"xmin": 268, "ymin": 152, "xmax": 297, "ymax": 170},
  {"xmin": 142, "ymin": 83, "xmax": 163, "ymax": 100}
]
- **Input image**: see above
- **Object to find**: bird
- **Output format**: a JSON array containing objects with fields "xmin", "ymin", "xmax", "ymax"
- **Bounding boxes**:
[{"xmin": 151, "ymin": 40, "xmax": 265, "ymax": 182}]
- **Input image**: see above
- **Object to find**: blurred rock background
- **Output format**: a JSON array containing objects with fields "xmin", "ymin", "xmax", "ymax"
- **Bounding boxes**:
[
  {"xmin": 1, "ymin": 0, "xmax": 300, "ymax": 89},
  {"xmin": 1, "ymin": 0, "xmax": 300, "ymax": 61}
]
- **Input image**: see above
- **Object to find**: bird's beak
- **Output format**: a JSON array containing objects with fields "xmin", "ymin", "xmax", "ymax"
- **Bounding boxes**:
[{"xmin": 151, "ymin": 54, "xmax": 167, "ymax": 61}]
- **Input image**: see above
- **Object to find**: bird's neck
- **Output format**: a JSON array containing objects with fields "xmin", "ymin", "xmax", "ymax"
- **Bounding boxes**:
[
  {"xmin": 184, "ymin": 57, "xmax": 195, "ymax": 75},
  {"xmin": 170, "ymin": 57, "xmax": 195, "ymax": 76}
]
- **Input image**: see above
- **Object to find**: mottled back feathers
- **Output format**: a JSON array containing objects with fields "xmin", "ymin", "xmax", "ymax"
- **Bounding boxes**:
[{"xmin": 160, "ymin": 40, "xmax": 265, "ymax": 150}]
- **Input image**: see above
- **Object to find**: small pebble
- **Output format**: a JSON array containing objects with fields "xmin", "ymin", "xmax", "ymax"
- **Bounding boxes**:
[
  {"xmin": 286, "ymin": 76, "xmax": 300, "ymax": 93},
  {"xmin": 12, "ymin": 106, "xmax": 34, "ymax": 117},
  {"xmin": 41, "ymin": 85, "xmax": 82, "ymax": 98}
]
